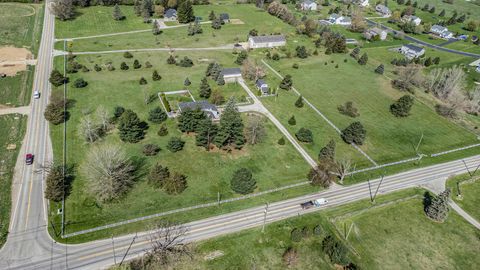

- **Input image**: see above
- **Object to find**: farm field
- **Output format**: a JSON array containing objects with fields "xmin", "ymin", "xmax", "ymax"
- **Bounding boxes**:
[
  {"xmin": 0, "ymin": 66, "xmax": 35, "ymax": 107},
  {"xmin": 0, "ymin": 115, "xmax": 27, "ymax": 248},
  {"xmin": 48, "ymin": 51, "xmax": 311, "ymax": 234},
  {"xmin": 263, "ymin": 53, "xmax": 479, "ymax": 164}
]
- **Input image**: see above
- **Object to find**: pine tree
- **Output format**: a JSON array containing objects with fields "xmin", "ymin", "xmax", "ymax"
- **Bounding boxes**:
[
  {"xmin": 158, "ymin": 124, "xmax": 169, "ymax": 136},
  {"xmin": 375, "ymin": 64, "xmax": 384, "ymax": 74},
  {"xmin": 433, "ymin": 57, "xmax": 440, "ymax": 65},
  {"xmin": 167, "ymin": 137, "xmax": 186, "ymax": 152},
  {"xmin": 288, "ymin": 115, "xmax": 296, "ymax": 125},
  {"xmin": 425, "ymin": 189, "xmax": 451, "ymax": 222},
  {"xmin": 195, "ymin": 118, "xmax": 218, "ymax": 151},
  {"xmin": 457, "ymin": 14, "xmax": 466, "ymax": 23},
  {"xmin": 279, "ymin": 75, "xmax": 293, "ymax": 90},
  {"xmin": 295, "ymin": 128, "xmax": 313, "ymax": 143},
  {"xmin": 350, "ymin": 47, "xmax": 360, "ymax": 59},
  {"xmin": 439, "ymin": 9, "xmax": 445, "ymax": 17},
  {"xmin": 178, "ymin": 108, "xmax": 206, "ymax": 133},
  {"xmin": 319, "ymin": 139, "xmax": 336, "ymax": 161},
  {"xmin": 133, "ymin": 59, "xmax": 141, "ymax": 69},
  {"xmin": 424, "ymin": 57, "xmax": 432, "ymax": 67},
  {"xmin": 152, "ymin": 20, "xmax": 162, "ymax": 35},
  {"xmin": 113, "ymin": 4, "xmax": 125, "ymax": 21},
  {"xmin": 429, "ymin": 6, "xmax": 435, "ymax": 13},
  {"xmin": 390, "ymin": 95, "xmax": 414, "ymax": 117},
  {"xmin": 148, "ymin": 163, "xmax": 170, "ymax": 188},
  {"xmin": 167, "ymin": 55, "xmax": 176, "ymax": 65},
  {"xmin": 278, "ymin": 137, "xmax": 286, "ymax": 145},
  {"xmin": 209, "ymin": 63, "xmax": 222, "ymax": 81},
  {"xmin": 164, "ymin": 173, "xmax": 188, "ymax": 194},
  {"xmin": 187, "ymin": 23, "xmax": 195, "ymax": 36},
  {"xmin": 214, "ymin": 98, "xmax": 245, "ymax": 149},
  {"xmin": 123, "ymin": 51, "xmax": 133, "ymax": 58},
  {"xmin": 193, "ymin": 20, "xmax": 203, "ymax": 34},
  {"xmin": 358, "ymin": 53, "xmax": 368, "ymax": 65},
  {"xmin": 120, "ymin": 62, "xmax": 129, "ymax": 70},
  {"xmin": 199, "ymin": 77, "xmax": 212, "ymax": 98},
  {"xmin": 216, "ymin": 74, "xmax": 225, "ymax": 86},
  {"xmin": 341, "ymin": 122, "xmax": 366, "ymax": 145},
  {"xmin": 117, "ymin": 109, "xmax": 146, "ymax": 143},
  {"xmin": 235, "ymin": 51, "xmax": 248, "ymax": 65},
  {"xmin": 231, "ymin": 168, "xmax": 256, "ymax": 194},
  {"xmin": 134, "ymin": 0, "xmax": 142, "ymax": 16},
  {"xmin": 211, "ymin": 18, "xmax": 222, "ymax": 29},
  {"xmin": 177, "ymin": 0, "xmax": 195, "ymax": 23},
  {"xmin": 148, "ymin": 107, "xmax": 167, "ymax": 123},
  {"xmin": 295, "ymin": 95, "xmax": 304, "ymax": 108},
  {"xmin": 139, "ymin": 77, "xmax": 147, "ymax": 85},
  {"xmin": 184, "ymin": 77, "xmax": 191, "ymax": 87},
  {"xmin": 152, "ymin": 70, "xmax": 162, "ymax": 81},
  {"xmin": 208, "ymin": 10, "xmax": 215, "ymax": 21},
  {"xmin": 296, "ymin": 46, "xmax": 308, "ymax": 59}
]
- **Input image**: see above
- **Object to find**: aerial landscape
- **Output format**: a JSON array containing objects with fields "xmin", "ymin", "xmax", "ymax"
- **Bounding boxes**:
[{"xmin": 0, "ymin": 0, "xmax": 479, "ymax": 269}]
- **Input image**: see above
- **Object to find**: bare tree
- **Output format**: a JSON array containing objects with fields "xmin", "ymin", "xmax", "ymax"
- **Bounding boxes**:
[
  {"xmin": 334, "ymin": 158, "xmax": 352, "ymax": 184},
  {"xmin": 148, "ymin": 221, "xmax": 191, "ymax": 266},
  {"xmin": 82, "ymin": 144, "xmax": 136, "ymax": 202},
  {"xmin": 425, "ymin": 65, "xmax": 466, "ymax": 100},
  {"xmin": 96, "ymin": 106, "xmax": 111, "ymax": 131},
  {"xmin": 396, "ymin": 64, "xmax": 424, "ymax": 89},
  {"xmin": 241, "ymin": 59, "xmax": 266, "ymax": 82},
  {"xmin": 51, "ymin": 0, "xmax": 75, "ymax": 21},
  {"xmin": 79, "ymin": 115, "xmax": 102, "ymax": 143},
  {"xmin": 245, "ymin": 114, "xmax": 266, "ymax": 145},
  {"xmin": 350, "ymin": 8, "xmax": 367, "ymax": 33}
]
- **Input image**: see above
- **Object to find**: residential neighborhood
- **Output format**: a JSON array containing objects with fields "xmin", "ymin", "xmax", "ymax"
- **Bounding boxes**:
[{"xmin": 0, "ymin": 0, "xmax": 479, "ymax": 269}]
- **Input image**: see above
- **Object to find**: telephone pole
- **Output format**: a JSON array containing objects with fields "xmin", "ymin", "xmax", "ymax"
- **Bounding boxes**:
[{"xmin": 261, "ymin": 202, "xmax": 269, "ymax": 233}]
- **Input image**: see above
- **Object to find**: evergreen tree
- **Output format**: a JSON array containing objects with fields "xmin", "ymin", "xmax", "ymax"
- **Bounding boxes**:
[
  {"xmin": 133, "ymin": 59, "xmax": 141, "ymax": 69},
  {"xmin": 235, "ymin": 51, "xmax": 248, "ymax": 65},
  {"xmin": 73, "ymin": 78, "xmax": 88, "ymax": 88},
  {"xmin": 148, "ymin": 106, "xmax": 167, "ymax": 123},
  {"xmin": 358, "ymin": 53, "xmax": 368, "ymax": 65},
  {"xmin": 295, "ymin": 128, "xmax": 313, "ymax": 143},
  {"xmin": 278, "ymin": 137, "xmax": 286, "ymax": 145},
  {"xmin": 279, "ymin": 75, "xmax": 293, "ymax": 90},
  {"xmin": 214, "ymin": 98, "xmax": 245, "ymax": 149},
  {"xmin": 319, "ymin": 139, "xmax": 336, "ymax": 161},
  {"xmin": 350, "ymin": 47, "xmax": 360, "ymax": 59},
  {"xmin": 113, "ymin": 106, "xmax": 125, "ymax": 120},
  {"xmin": 166, "ymin": 137, "xmax": 185, "ymax": 152},
  {"xmin": 457, "ymin": 14, "xmax": 466, "ymax": 23},
  {"xmin": 177, "ymin": 108, "xmax": 206, "ymax": 133},
  {"xmin": 94, "ymin": 64, "xmax": 102, "ymax": 72},
  {"xmin": 152, "ymin": 20, "xmax": 162, "ymax": 35},
  {"xmin": 193, "ymin": 20, "xmax": 203, "ymax": 34},
  {"xmin": 433, "ymin": 57, "xmax": 440, "ymax": 65},
  {"xmin": 425, "ymin": 189, "xmax": 451, "ymax": 222},
  {"xmin": 148, "ymin": 163, "xmax": 170, "ymax": 188},
  {"xmin": 184, "ymin": 77, "xmax": 191, "ymax": 87},
  {"xmin": 390, "ymin": 95, "xmax": 414, "ymax": 117},
  {"xmin": 211, "ymin": 18, "xmax": 222, "ymax": 29},
  {"xmin": 231, "ymin": 168, "xmax": 256, "ymax": 194},
  {"xmin": 178, "ymin": 56, "xmax": 194, "ymax": 67},
  {"xmin": 208, "ymin": 10, "xmax": 215, "ymax": 21},
  {"xmin": 164, "ymin": 173, "xmax": 188, "ymax": 194},
  {"xmin": 341, "ymin": 122, "xmax": 366, "ymax": 145},
  {"xmin": 209, "ymin": 63, "xmax": 222, "ymax": 81},
  {"xmin": 375, "ymin": 64, "xmax": 384, "ymax": 74},
  {"xmin": 424, "ymin": 57, "xmax": 432, "ymax": 67},
  {"xmin": 139, "ymin": 77, "xmax": 147, "ymax": 85},
  {"xmin": 429, "ymin": 6, "xmax": 435, "ymax": 13},
  {"xmin": 216, "ymin": 74, "xmax": 225, "ymax": 86},
  {"xmin": 134, "ymin": 0, "xmax": 142, "ymax": 16},
  {"xmin": 205, "ymin": 62, "xmax": 215, "ymax": 77},
  {"xmin": 113, "ymin": 4, "xmax": 125, "ymax": 21},
  {"xmin": 439, "ymin": 9, "xmax": 445, "ymax": 17},
  {"xmin": 177, "ymin": 0, "xmax": 195, "ymax": 23},
  {"xmin": 123, "ymin": 51, "xmax": 133, "ymax": 58},
  {"xmin": 49, "ymin": 69, "xmax": 67, "ymax": 87},
  {"xmin": 199, "ymin": 77, "xmax": 212, "ymax": 98},
  {"xmin": 288, "ymin": 115, "xmax": 296, "ymax": 125},
  {"xmin": 152, "ymin": 70, "xmax": 162, "ymax": 81},
  {"xmin": 120, "ymin": 62, "xmax": 129, "ymax": 70},
  {"xmin": 157, "ymin": 124, "xmax": 169, "ymax": 136},
  {"xmin": 167, "ymin": 55, "xmax": 176, "ymax": 64},
  {"xmin": 117, "ymin": 109, "xmax": 147, "ymax": 143},
  {"xmin": 195, "ymin": 118, "xmax": 218, "ymax": 150},
  {"xmin": 187, "ymin": 23, "xmax": 195, "ymax": 36},
  {"xmin": 295, "ymin": 95, "xmax": 304, "ymax": 108},
  {"xmin": 296, "ymin": 46, "xmax": 308, "ymax": 59}
]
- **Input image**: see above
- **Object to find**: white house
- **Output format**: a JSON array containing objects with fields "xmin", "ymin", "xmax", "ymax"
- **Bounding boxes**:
[
  {"xmin": 256, "ymin": 79, "xmax": 269, "ymax": 95},
  {"xmin": 363, "ymin": 27, "xmax": 388, "ymax": 41},
  {"xmin": 400, "ymin": 44, "xmax": 425, "ymax": 59},
  {"xmin": 221, "ymin": 68, "xmax": 243, "ymax": 83},
  {"xmin": 248, "ymin": 35, "xmax": 286, "ymax": 49},
  {"xmin": 357, "ymin": 0, "xmax": 369, "ymax": 7},
  {"xmin": 329, "ymin": 13, "xmax": 352, "ymax": 26},
  {"xmin": 178, "ymin": 101, "xmax": 220, "ymax": 120},
  {"xmin": 403, "ymin": 15, "xmax": 422, "ymax": 26},
  {"xmin": 430, "ymin": 24, "xmax": 453, "ymax": 39},
  {"xmin": 300, "ymin": 0, "xmax": 317, "ymax": 11},
  {"xmin": 164, "ymin": 9, "xmax": 177, "ymax": 21},
  {"xmin": 375, "ymin": 4, "xmax": 391, "ymax": 17}
]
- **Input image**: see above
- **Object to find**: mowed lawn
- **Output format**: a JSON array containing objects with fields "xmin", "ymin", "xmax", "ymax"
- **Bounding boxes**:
[
  {"xmin": 55, "ymin": 5, "xmax": 150, "ymax": 38},
  {"xmin": 49, "ymin": 51, "xmax": 310, "ymax": 233},
  {"xmin": 0, "ymin": 115, "xmax": 27, "ymax": 248},
  {"xmin": 336, "ymin": 198, "xmax": 480, "ymax": 269},
  {"xmin": 59, "ymin": 4, "xmax": 297, "ymax": 52},
  {"xmin": 447, "ymin": 174, "xmax": 480, "ymax": 222},
  {"xmin": 265, "ymin": 54, "xmax": 478, "ymax": 164},
  {"xmin": 0, "ymin": 3, "xmax": 43, "ymax": 51}
]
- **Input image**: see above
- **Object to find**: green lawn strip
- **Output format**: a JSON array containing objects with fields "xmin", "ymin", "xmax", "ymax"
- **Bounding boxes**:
[
  {"xmin": 55, "ymin": 6, "xmax": 151, "ymax": 39},
  {"xmin": 48, "ymin": 51, "xmax": 311, "ymax": 235},
  {"xmin": 57, "ymin": 4, "xmax": 296, "ymax": 52},
  {"xmin": 0, "ymin": 66, "xmax": 35, "ymax": 107},
  {"xmin": 446, "ymin": 173, "xmax": 480, "ymax": 221},
  {"xmin": 0, "ymin": 114, "xmax": 27, "ymax": 248},
  {"xmin": 264, "ymin": 54, "xmax": 477, "ymax": 164},
  {"xmin": 0, "ymin": 3, "xmax": 43, "ymax": 50},
  {"xmin": 334, "ymin": 194, "xmax": 480, "ymax": 269}
]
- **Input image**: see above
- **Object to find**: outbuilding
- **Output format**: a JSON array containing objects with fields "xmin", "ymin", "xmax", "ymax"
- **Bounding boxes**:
[
  {"xmin": 248, "ymin": 35, "xmax": 286, "ymax": 49},
  {"xmin": 221, "ymin": 68, "xmax": 243, "ymax": 83}
]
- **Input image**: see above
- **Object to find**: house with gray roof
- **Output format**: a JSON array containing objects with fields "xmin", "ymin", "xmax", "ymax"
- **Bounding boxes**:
[
  {"xmin": 256, "ymin": 79, "xmax": 269, "ymax": 95},
  {"xmin": 221, "ymin": 68, "xmax": 242, "ymax": 83},
  {"xmin": 403, "ymin": 15, "xmax": 421, "ymax": 26},
  {"xmin": 363, "ymin": 27, "xmax": 387, "ymax": 40},
  {"xmin": 375, "ymin": 4, "xmax": 391, "ymax": 17},
  {"xmin": 178, "ymin": 100, "xmax": 220, "ymax": 120},
  {"xmin": 248, "ymin": 35, "xmax": 286, "ymax": 49},
  {"xmin": 430, "ymin": 24, "xmax": 453, "ymax": 39},
  {"xmin": 300, "ymin": 0, "xmax": 317, "ymax": 11},
  {"xmin": 164, "ymin": 9, "xmax": 177, "ymax": 21},
  {"xmin": 219, "ymin": 13, "xmax": 230, "ymax": 23},
  {"xmin": 329, "ymin": 13, "xmax": 352, "ymax": 25},
  {"xmin": 400, "ymin": 44, "xmax": 425, "ymax": 59}
]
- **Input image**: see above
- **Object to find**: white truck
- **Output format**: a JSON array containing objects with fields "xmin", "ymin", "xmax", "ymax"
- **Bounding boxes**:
[{"xmin": 300, "ymin": 198, "xmax": 328, "ymax": 209}]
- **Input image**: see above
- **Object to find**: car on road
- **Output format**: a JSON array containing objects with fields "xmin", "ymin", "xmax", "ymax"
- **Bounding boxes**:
[
  {"xmin": 300, "ymin": 198, "xmax": 328, "ymax": 209},
  {"xmin": 33, "ymin": 90, "xmax": 40, "ymax": 99},
  {"xmin": 25, "ymin": 153, "xmax": 34, "ymax": 165}
]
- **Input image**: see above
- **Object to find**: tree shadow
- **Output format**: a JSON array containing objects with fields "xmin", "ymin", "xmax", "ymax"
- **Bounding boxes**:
[{"xmin": 423, "ymin": 191, "xmax": 432, "ymax": 211}]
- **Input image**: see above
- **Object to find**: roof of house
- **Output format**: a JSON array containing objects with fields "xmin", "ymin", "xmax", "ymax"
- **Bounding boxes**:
[
  {"xmin": 340, "ymin": 17, "xmax": 352, "ymax": 23},
  {"xmin": 219, "ymin": 13, "xmax": 229, "ymax": 20},
  {"xmin": 249, "ymin": 35, "xmax": 286, "ymax": 44},
  {"xmin": 165, "ymin": 9, "xmax": 177, "ymax": 18},
  {"xmin": 178, "ymin": 100, "xmax": 218, "ymax": 112},
  {"xmin": 256, "ymin": 79, "xmax": 267, "ymax": 87},
  {"xmin": 329, "ymin": 13, "xmax": 340, "ymax": 19},
  {"xmin": 431, "ymin": 24, "xmax": 448, "ymax": 32},
  {"xmin": 221, "ymin": 68, "xmax": 242, "ymax": 76},
  {"xmin": 302, "ymin": 0, "xmax": 316, "ymax": 5},
  {"xmin": 402, "ymin": 44, "xmax": 424, "ymax": 53},
  {"xmin": 376, "ymin": 4, "xmax": 391, "ymax": 13}
]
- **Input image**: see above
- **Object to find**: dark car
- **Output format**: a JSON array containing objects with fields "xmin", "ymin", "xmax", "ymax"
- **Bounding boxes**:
[{"xmin": 25, "ymin": 153, "xmax": 34, "ymax": 165}]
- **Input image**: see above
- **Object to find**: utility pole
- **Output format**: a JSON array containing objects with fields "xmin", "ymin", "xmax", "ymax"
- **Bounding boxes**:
[
  {"xmin": 217, "ymin": 191, "xmax": 220, "ymax": 206},
  {"xmin": 61, "ymin": 39, "xmax": 66, "ymax": 238},
  {"xmin": 462, "ymin": 159, "xmax": 480, "ymax": 177},
  {"xmin": 120, "ymin": 233, "xmax": 137, "ymax": 266},
  {"xmin": 261, "ymin": 202, "xmax": 269, "ymax": 233},
  {"xmin": 372, "ymin": 174, "xmax": 385, "ymax": 202},
  {"xmin": 111, "ymin": 235, "xmax": 117, "ymax": 265}
]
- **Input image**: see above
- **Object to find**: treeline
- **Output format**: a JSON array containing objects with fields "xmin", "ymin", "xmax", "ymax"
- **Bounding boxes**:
[
  {"xmin": 0, "ymin": 0, "xmax": 41, "ymax": 2},
  {"xmin": 69, "ymin": 0, "xmax": 209, "ymax": 6}
]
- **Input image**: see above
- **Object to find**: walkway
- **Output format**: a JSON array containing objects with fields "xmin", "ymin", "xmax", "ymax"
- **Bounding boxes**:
[
  {"xmin": 60, "ymin": 44, "xmax": 235, "ymax": 56},
  {"xmin": 0, "ymin": 106, "xmax": 30, "ymax": 116},
  {"xmin": 449, "ymin": 200, "xmax": 480, "ymax": 230}
]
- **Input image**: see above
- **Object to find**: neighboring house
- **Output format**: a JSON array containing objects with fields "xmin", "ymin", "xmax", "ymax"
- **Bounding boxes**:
[
  {"xmin": 400, "ymin": 44, "xmax": 425, "ymax": 59},
  {"xmin": 403, "ymin": 15, "xmax": 421, "ymax": 26},
  {"xmin": 221, "ymin": 68, "xmax": 243, "ymax": 83},
  {"xmin": 300, "ymin": 0, "xmax": 317, "ymax": 11},
  {"xmin": 430, "ymin": 24, "xmax": 453, "ymax": 39},
  {"xmin": 248, "ymin": 35, "xmax": 286, "ymax": 49},
  {"xmin": 164, "ymin": 9, "xmax": 177, "ymax": 21},
  {"xmin": 329, "ymin": 13, "xmax": 352, "ymax": 26},
  {"xmin": 363, "ymin": 27, "xmax": 388, "ymax": 41},
  {"xmin": 356, "ymin": 0, "xmax": 369, "ymax": 7},
  {"xmin": 178, "ymin": 100, "xmax": 220, "ymax": 120},
  {"xmin": 256, "ymin": 79, "xmax": 269, "ymax": 95},
  {"xmin": 219, "ymin": 13, "xmax": 230, "ymax": 23},
  {"xmin": 476, "ymin": 65, "xmax": 480, "ymax": 73},
  {"xmin": 375, "ymin": 4, "xmax": 391, "ymax": 17}
]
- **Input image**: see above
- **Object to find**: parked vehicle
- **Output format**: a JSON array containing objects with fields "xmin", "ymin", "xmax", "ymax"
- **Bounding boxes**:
[
  {"xmin": 300, "ymin": 198, "xmax": 328, "ymax": 209},
  {"xmin": 25, "ymin": 153, "xmax": 34, "ymax": 165},
  {"xmin": 0, "ymin": 73, "xmax": 6, "ymax": 78},
  {"xmin": 33, "ymin": 90, "xmax": 40, "ymax": 99}
]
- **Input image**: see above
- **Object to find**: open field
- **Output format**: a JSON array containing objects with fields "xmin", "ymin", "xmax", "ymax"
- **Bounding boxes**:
[
  {"xmin": 447, "ymin": 174, "xmax": 480, "ymax": 221},
  {"xmin": 0, "ymin": 114, "xmax": 27, "ymax": 248},
  {"xmin": 48, "ymin": 51, "xmax": 311, "ymax": 235},
  {"xmin": 0, "ymin": 66, "xmax": 35, "ymax": 107},
  {"xmin": 263, "ymin": 53, "xmax": 478, "ymax": 164},
  {"xmin": 56, "ymin": 4, "xmax": 298, "ymax": 51}
]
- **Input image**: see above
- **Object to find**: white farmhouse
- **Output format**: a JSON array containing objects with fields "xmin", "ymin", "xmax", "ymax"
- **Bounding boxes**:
[
  {"xmin": 430, "ymin": 24, "xmax": 453, "ymax": 39},
  {"xmin": 400, "ymin": 44, "xmax": 425, "ymax": 59},
  {"xmin": 403, "ymin": 15, "xmax": 422, "ymax": 26},
  {"xmin": 375, "ymin": 4, "xmax": 391, "ymax": 17},
  {"xmin": 363, "ymin": 27, "xmax": 388, "ymax": 41},
  {"xmin": 329, "ymin": 14, "xmax": 352, "ymax": 26},
  {"xmin": 356, "ymin": 0, "xmax": 369, "ymax": 7},
  {"xmin": 248, "ymin": 35, "xmax": 286, "ymax": 49},
  {"xmin": 300, "ymin": 0, "xmax": 317, "ymax": 11}
]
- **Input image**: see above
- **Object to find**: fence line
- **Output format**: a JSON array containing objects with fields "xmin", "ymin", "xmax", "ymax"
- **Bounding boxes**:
[{"xmin": 430, "ymin": 143, "xmax": 480, "ymax": 157}]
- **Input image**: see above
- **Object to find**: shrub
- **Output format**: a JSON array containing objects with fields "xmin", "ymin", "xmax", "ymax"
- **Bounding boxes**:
[
  {"xmin": 73, "ymin": 78, "xmax": 88, "ymax": 88},
  {"xmin": 94, "ymin": 64, "xmax": 102, "ymax": 72},
  {"xmin": 230, "ymin": 168, "xmax": 256, "ymax": 194},
  {"xmin": 123, "ymin": 51, "xmax": 133, "ymax": 58},
  {"xmin": 157, "ymin": 125, "xmax": 169, "ymax": 136},
  {"xmin": 375, "ymin": 64, "xmax": 385, "ymax": 74},
  {"xmin": 145, "ymin": 61, "xmax": 152, "ymax": 68},
  {"xmin": 322, "ymin": 235, "xmax": 349, "ymax": 265},
  {"xmin": 143, "ymin": 144, "xmax": 160, "ymax": 156},
  {"xmin": 313, "ymin": 225, "xmax": 322, "ymax": 235},
  {"xmin": 272, "ymin": 53, "xmax": 280, "ymax": 61},
  {"xmin": 295, "ymin": 95, "xmax": 304, "ymax": 108},
  {"xmin": 341, "ymin": 121, "xmax": 366, "ymax": 145},
  {"xmin": 148, "ymin": 163, "xmax": 170, "ymax": 188},
  {"xmin": 139, "ymin": 77, "xmax": 147, "ymax": 85},
  {"xmin": 278, "ymin": 137, "xmax": 286, "ymax": 145},
  {"xmin": 120, "ymin": 62, "xmax": 129, "ymax": 70},
  {"xmin": 337, "ymin": 101, "xmax": 359, "ymax": 117},
  {"xmin": 295, "ymin": 128, "xmax": 313, "ymax": 143},
  {"xmin": 152, "ymin": 70, "xmax": 162, "ymax": 81},
  {"xmin": 288, "ymin": 115, "xmax": 296, "ymax": 125},
  {"xmin": 163, "ymin": 173, "xmax": 188, "ymax": 195},
  {"xmin": 282, "ymin": 247, "xmax": 299, "ymax": 268},
  {"xmin": 49, "ymin": 69, "xmax": 67, "ymax": 87},
  {"xmin": 133, "ymin": 59, "xmax": 141, "ymax": 69},
  {"xmin": 177, "ymin": 56, "xmax": 194, "ymax": 67},
  {"xmin": 167, "ymin": 55, "xmax": 176, "ymax": 65},
  {"xmin": 292, "ymin": 63, "xmax": 299, "ymax": 69},
  {"xmin": 301, "ymin": 226, "xmax": 311, "ymax": 238},
  {"xmin": 390, "ymin": 95, "xmax": 414, "ymax": 117},
  {"xmin": 113, "ymin": 106, "xmax": 125, "ymax": 120},
  {"xmin": 295, "ymin": 46, "xmax": 308, "ymax": 58},
  {"xmin": 290, "ymin": 228, "xmax": 302, "ymax": 242},
  {"xmin": 167, "ymin": 137, "xmax": 185, "ymax": 152}
]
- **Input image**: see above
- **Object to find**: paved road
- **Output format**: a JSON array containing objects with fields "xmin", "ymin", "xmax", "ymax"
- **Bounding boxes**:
[{"xmin": 365, "ymin": 19, "xmax": 480, "ymax": 58}]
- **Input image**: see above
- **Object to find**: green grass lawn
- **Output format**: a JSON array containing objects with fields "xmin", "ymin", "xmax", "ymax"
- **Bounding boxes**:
[
  {"xmin": 49, "ymin": 51, "xmax": 311, "ymax": 235},
  {"xmin": 263, "ymin": 52, "xmax": 479, "ymax": 164},
  {"xmin": 447, "ymin": 174, "xmax": 480, "ymax": 222},
  {"xmin": 0, "ymin": 66, "xmax": 35, "ymax": 107},
  {"xmin": 0, "ymin": 3, "xmax": 43, "ymax": 52},
  {"xmin": 57, "ymin": 4, "xmax": 297, "ymax": 52},
  {"xmin": 0, "ymin": 114, "xmax": 27, "ymax": 248}
]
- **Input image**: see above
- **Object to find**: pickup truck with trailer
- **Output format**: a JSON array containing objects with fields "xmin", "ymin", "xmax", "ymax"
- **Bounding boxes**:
[{"xmin": 300, "ymin": 198, "xmax": 328, "ymax": 209}]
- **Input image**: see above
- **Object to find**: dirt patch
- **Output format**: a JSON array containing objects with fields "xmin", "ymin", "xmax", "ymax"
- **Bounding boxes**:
[
  {"xmin": 0, "ymin": 46, "xmax": 33, "ymax": 76},
  {"xmin": 230, "ymin": 19, "xmax": 245, "ymax": 25}
]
